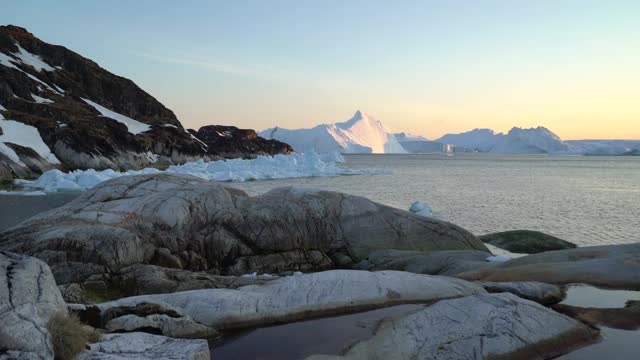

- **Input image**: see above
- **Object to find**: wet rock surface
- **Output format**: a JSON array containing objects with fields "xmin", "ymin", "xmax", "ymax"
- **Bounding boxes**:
[{"xmin": 307, "ymin": 293, "xmax": 598, "ymax": 360}]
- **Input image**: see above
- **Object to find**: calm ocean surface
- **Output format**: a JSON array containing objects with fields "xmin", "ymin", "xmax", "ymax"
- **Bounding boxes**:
[{"xmin": 232, "ymin": 154, "xmax": 640, "ymax": 247}]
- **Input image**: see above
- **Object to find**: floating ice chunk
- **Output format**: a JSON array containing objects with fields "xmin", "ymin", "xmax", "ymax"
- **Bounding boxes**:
[
  {"xmin": 31, "ymin": 93, "xmax": 53, "ymax": 104},
  {"xmin": 486, "ymin": 255, "xmax": 511, "ymax": 262},
  {"xmin": 409, "ymin": 201, "xmax": 433, "ymax": 217},
  {"xmin": 82, "ymin": 98, "xmax": 151, "ymax": 135},
  {"xmin": 0, "ymin": 119, "xmax": 60, "ymax": 164},
  {"xmin": 0, "ymin": 189, "xmax": 46, "ymax": 196},
  {"xmin": 18, "ymin": 152, "xmax": 389, "ymax": 192}
]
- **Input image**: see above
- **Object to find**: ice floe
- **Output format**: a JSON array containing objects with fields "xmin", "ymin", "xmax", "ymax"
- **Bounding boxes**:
[{"xmin": 16, "ymin": 152, "xmax": 390, "ymax": 192}]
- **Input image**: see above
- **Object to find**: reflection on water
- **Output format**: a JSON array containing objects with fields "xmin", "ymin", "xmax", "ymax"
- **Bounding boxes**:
[
  {"xmin": 557, "ymin": 285, "xmax": 640, "ymax": 360},
  {"xmin": 561, "ymin": 285, "xmax": 640, "ymax": 308},
  {"xmin": 232, "ymin": 154, "xmax": 640, "ymax": 246},
  {"xmin": 209, "ymin": 304, "xmax": 424, "ymax": 360}
]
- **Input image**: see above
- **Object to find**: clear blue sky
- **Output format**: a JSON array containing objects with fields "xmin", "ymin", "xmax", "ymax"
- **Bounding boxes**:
[{"xmin": 2, "ymin": 0, "xmax": 639, "ymax": 139}]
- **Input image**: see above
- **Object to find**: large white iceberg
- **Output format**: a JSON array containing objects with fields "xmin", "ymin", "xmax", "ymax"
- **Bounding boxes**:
[{"xmin": 16, "ymin": 152, "xmax": 389, "ymax": 192}]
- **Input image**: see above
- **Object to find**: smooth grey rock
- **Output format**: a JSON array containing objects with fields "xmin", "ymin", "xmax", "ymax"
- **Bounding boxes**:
[
  {"xmin": 479, "ymin": 230, "xmax": 576, "ymax": 254},
  {"xmin": 0, "ymin": 174, "xmax": 487, "ymax": 295},
  {"xmin": 0, "ymin": 251, "xmax": 66, "ymax": 360},
  {"xmin": 354, "ymin": 249, "xmax": 494, "ymax": 275},
  {"xmin": 307, "ymin": 293, "xmax": 598, "ymax": 360},
  {"xmin": 458, "ymin": 243, "xmax": 640, "ymax": 290},
  {"xmin": 480, "ymin": 281, "xmax": 566, "ymax": 305},
  {"xmin": 88, "ymin": 270, "xmax": 486, "ymax": 336},
  {"xmin": 76, "ymin": 332, "xmax": 210, "ymax": 360}
]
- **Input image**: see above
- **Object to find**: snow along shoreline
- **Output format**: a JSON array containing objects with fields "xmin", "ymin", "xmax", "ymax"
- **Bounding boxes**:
[{"xmin": 14, "ymin": 152, "xmax": 389, "ymax": 193}]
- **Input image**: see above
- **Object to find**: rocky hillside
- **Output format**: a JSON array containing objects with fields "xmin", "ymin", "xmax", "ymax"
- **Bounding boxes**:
[
  {"xmin": 0, "ymin": 25, "xmax": 291, "ymax": 181},
  {"xmin": 193, "ymin": 125, "xmax": 293, "ymax": 159}
]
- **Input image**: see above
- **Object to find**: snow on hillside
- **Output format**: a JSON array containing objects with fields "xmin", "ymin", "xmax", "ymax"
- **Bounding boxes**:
[
  {"xmin": 260, "ymin": 111, "xmax": 407, "ymax": 154},
  {"xmin": 17, "ymin": 152, "xmax": 389, "ymax": 192},
  {"xmin": 82, "ymin": 98, "xmax": 151, "ymax": 135},
  {"xmin": 0, "ymin": 119, "xmax": 60, "ymax": 164}
]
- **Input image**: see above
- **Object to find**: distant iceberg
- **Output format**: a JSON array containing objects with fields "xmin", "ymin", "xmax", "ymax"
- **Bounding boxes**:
[{"xmin": 16, "ymin": 152, "xmax": 389, "ymax": 192}]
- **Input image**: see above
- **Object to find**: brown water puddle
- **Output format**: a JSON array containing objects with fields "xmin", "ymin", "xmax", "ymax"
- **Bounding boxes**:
[
  {"xmin": 556, "ymin": 285, "xmax": 640, "ymax": 360},
  {"xmin": 209, "ymin": 304, "xmax": 425, "ymax": 360}
]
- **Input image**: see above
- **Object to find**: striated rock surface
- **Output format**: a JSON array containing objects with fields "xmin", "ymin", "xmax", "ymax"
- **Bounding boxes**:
[
  {"xmin": 457, "ymin": 243, "xmax": 640, "ymax": 290},
  {"xmin": 479, "ymin": 230, "xmax": 576, "ymax": 254},
  {"xmin": 79, "ymin": 270, "xmax": 486, "ymax": 337},
  {"xmin": 76, "ymin": 332, "xmax": 210, "ymax": 360},
  {"xmin": 0, "ymin": 173, "xmax": 487, "ymax": 294},
  {"xmin": 307, "ymin": 293, "xmax": 598, "ymax": 360},
  {"xmin": 0, "ymin": 251, "xmax": 66, "ymax": 360},
  {"xmin": 480, "ymin": 281, "xmax": 566, "ymax": 305}
]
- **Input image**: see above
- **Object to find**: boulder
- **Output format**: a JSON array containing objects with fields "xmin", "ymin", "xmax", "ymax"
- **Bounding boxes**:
[
  {"xmin": 479, "ymin": 230, "xmax": 576, "ymax": 254},
  {"xmin": 76, "ymin": 332, "xmax": 210, "ymax": 360},
  {"xmin": 0, "ymin": 251, "xmax": 66, "ymax": 360},
  {"xmin": 457, "ymin": 243, "xmax": 640, "ymax": 290},
  {"xmin": 307, "ymin": 293, "xmax": 598, "ymax": 360},
  {"xmin": 480, "ymin": 281, "xmax": 566, "ymax": 305},
  {"xmin": 79, "ymin": 270, "xmax": 485, "ymax": 337},
  {"xmin": 354, "ymin": 249, "xmax": 493, "ymax": 276},
  {"xmin": 0, "ymin": 174, "xmax": 487, "ymax": 294}
]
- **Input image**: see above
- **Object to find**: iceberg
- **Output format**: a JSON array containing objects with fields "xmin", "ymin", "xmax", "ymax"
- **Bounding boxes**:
[
  {"xmin": 16, "ymin": 152, "xmax": 389, "ymax": 192},
  {"xmin": 409, "ymin": 201, "xmax": 433, "ymax": 217}
]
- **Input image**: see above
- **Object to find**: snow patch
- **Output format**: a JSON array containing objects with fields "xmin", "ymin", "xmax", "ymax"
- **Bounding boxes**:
[
  {"xmin": 0, "ymin": 142, "xmax": 24, "ymax": 166},
  {"xmin": 31, "ymin": 93, "xmax": 53, "ymax": 104},
  {"xmin": 12, "ymin": 44, "xmax": 57, "ymax": 72},
  {"xmin": 82, "ymin": 98, "xmax": 151, "ymax": 135},
  {"xmin": 17, "ymin": 152, "xmax": 389, "ymax": 192},
  {"xmin": 409, "ymin": 201, "xmax": 433, "ymax": 217},
  {"xmin": 484, "ymin": 243, "xmax": 527, "ymax": 261},
  {"xmin": 0, "ymin": 119, "xmax": 60, "ymax": 164},
  {"xmin": 163, "ymin": 124, "xmax": 178, "ymax": 129},
  {"xmin": 144, "ymin": 152, "xmax": 159, "ymax": 163}
]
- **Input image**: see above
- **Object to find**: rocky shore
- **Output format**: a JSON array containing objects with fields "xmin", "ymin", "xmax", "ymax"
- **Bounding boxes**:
[{"xmin": 1, "ymin": 173, "xmax": 639, "ymax": 359}]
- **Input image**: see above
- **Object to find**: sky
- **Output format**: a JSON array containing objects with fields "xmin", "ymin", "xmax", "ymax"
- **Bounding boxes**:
[{"xmin": 2, "ymin": 0, "xmax": 639, "ymax": 140}]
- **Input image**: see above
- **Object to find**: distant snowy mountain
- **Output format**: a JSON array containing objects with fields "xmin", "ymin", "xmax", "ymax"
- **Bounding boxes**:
[
  {"xmin": 394, "ymin": 132, "xmax": 429, "ymax": 142},
  {"xmin": 260, "ymin": 111, "xmax": 407, "ymax": 154},
  {"xmin": 436, "ymin": 127, "xmax": 570, "ymax": 154},
  {"xmin": 565, "ymin": 140, "xmax": 640, "ymax": 156},
  {"xmin": 436, "ymin": 129, "xmax": 499, "ymax": 152}
]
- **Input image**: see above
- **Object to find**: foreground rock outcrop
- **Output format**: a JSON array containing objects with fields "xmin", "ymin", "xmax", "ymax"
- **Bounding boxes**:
[
  {"xmin": 76, "ymin": 332, "xmax": 210, "ymax": 360},
  {"xmin": 354, "ymin": 249, "xmax": 494, "ymax": 276},
  {"xmin": 0, "ymin": 251, "xmax": 66, "ymax": 360},
  {"xmin": 0, "ymin": 174, "xmax": 488, "ymax": 296},
  {"xmin": 0, "ymin": 25, "xmax": 292, "ymax": 180},
  {"xmin": 76, "ymin": 270, "xmax": 486, "ymax": 337},
  {"xmin": 307, "ymin": 293, "xmax": 598, "ymax": 360},
  {"xmin": 458, "ymin": 243, "xmax": 640, "ymax": 290}
]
